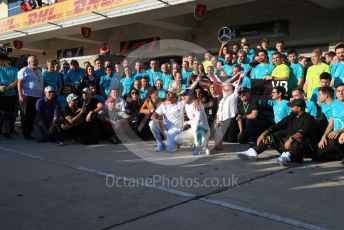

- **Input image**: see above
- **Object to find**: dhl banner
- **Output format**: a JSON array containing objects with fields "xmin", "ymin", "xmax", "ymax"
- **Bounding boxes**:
[{"xmin": 0, "ymin": 0, "xmax": 142, "ymax": 35}]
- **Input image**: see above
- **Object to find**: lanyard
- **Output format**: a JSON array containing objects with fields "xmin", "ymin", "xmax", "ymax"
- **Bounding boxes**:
[{"xmin": 243, "ymin": 103, "xmax": 250, "ymax": 114}]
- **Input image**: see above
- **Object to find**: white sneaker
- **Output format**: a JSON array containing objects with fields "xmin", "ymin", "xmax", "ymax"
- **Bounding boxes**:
[
  {"xmin": 237, "ymin": 148, "xmax": 258, "ymax": 161},
  {"xmin": 192, "ymin": 147, "xmax": 201, "ymax": 155},
  {"xmin": 276, "ymin": 152, "xmax": 291, "ymax": 166},
  {"xmin": 167, "ymin": 147, "xmax": 177, "ymax": 153},
  {"xmin": 205, "ymin": 148, "xmax": 210, "ymax": 156},
  {"xmin": 155, "ymin": 144, "xmax": 165, "ymax": 152}
]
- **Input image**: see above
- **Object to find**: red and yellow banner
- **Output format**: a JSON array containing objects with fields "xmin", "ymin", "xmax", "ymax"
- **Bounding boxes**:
[{"xmin": 0, "ymin": 0, "xmax": 142, "ymax": 35}]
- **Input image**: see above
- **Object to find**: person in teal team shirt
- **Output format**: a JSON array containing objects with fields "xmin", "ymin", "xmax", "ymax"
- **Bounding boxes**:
[
  {"xmin": 268, "ymin": 87, "xmax": 290, "ymax": 123},
  {"xmin": 287, "ymin": 49, "xmax": 304, "ymax": 94},
  {"xmin": 139, "ymin": 77, "xmax": 149, "ymax": 100},
  {"xmin": 331, "ymin": 43, "xmax": 344, "ymax": 86},
  {"xmin": 132, "ymin": 61, "xmax": 147, "ymax": 81},
  {"xmin": 94, "ymin": 58, "xmax": 106, "ymax": 78},
  {"xmin": 260, "ymin": 38, "xmax": 275, "ymax": 63},
  {"xmin": 223, "ymin": 53, "xmax": 236, "ymax": 77},
  {"xmin": 43, "ymin": 59, "xmax": 62, "ymax": 95},
  {"xmin": 237, "ymin": 50, "xmax": 251, "ymax": 75},
  {"xmin": 242, "ymin": 42, "xmax": 255, "ymax": 63},
  {"xmin": 181, "ymin": 60, "xmax": 192, "ymax": 84},
  {"xmin": 318, "ymin": 86, "xmax": 335, "ymax": 121},
  {"xmin": 146, "ymin": 59, "xmax": 162, "ymax": 86},
  {"xmin": 120, "ymin": 66, "xmax": 134, "ymax": 97},
  {"xmin": 160, "ymin": 63, "xmax": 173, "ymax": 90},
  {"xmin": 155, "ymin": 79, "xmax": 167, "ymax": 100},
  {"xmin": 317, "ymin": 84, "xmax": 344, "ymax": 161},
  {"xmin": 291, "ymin": 88, "xmax": 318, "ymax": 117},
  {"xmin": 235, "ymin": 66, "xmax": 251, "ymax": 89},
  {"xmin": 66, "ymin": 60, "xmax": 85, "ymax": 89},
  {"xmin": 99, "ymin": 65, "xmax": 115, "ymax": 99},
  {"xmin": 251, "ymin": 50, "xmax": 275, "ymax": 79},
  {"xmin": 310, "ymin": 72, "xmax": 334, "ymax": 104}
]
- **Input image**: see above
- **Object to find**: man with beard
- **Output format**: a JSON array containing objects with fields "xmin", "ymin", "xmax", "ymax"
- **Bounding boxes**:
[
  {"xmin": 149, "ymin": 89, "xmax": 184, "ymax": 152},
  {"xmin": 251, "ymin": 50, "xmax": 275, "ymax": 80},
  {"xmin": 237, "ymin": 99, "xmax": 317, "ymax": 166}
]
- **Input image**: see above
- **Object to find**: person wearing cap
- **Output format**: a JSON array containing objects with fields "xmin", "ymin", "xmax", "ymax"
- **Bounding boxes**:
[
  {"xmin": 78, "ymin": 87, "xmax": 104, "ymax": 144},
  {"xmin": 60, "ymin": 93, "xmax": 85, "ymax": 143},
  {"xmin": 17, "ymin": 55, "xmax": 44, "ymax": 139},
  {"xmin": 238, "ymin": 99, "xmax": 317, "ymax": 166},
  {"xmin": 236, "ymin": 87, "xmax": 268, "ymax": 144},
  {"xmin": 33, "ymin": 86, "xmax": 62, "ymax": 144},
  {"xmin": 317, "ymin": 83, "xmax": 344, "ymax": 161},
  {"xmin": 174, "ymin": 89, "xmax": 210, "ymax": 155},
  {"xmin": 150, "ymin": 88, "xmax": 184, "ymax": 152}
]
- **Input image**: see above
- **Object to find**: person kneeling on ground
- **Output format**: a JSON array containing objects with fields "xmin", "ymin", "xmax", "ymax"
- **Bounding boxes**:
[
  {"xmin": 175, "ymin": 89, "xmax": 210, "ymax": 155},
  {"xmin": 33, "ymin": 86, "xmax": 63, "ymax": 145},
  {"xmin": 149, "ymin": 89, "xmax": 184, "ymax": 152},
  {"xmin": 237, "ymin": 99, "xmax": 317, "ymax": 166}
]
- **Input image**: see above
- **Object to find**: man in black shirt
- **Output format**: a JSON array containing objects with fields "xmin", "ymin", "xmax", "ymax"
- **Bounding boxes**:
[
  {"xmin": 237, "ymin": 99, "xmax": 317, "ymax": 166},
  {"xmin": 236, "ymin": 87, "xmax": 268, "ymax": 144}
]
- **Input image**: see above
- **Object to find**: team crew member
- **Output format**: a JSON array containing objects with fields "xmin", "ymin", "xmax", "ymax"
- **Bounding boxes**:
[
  {"xmin": 238, "ymin": 99, "xmax": 317, "ymax": 166},
  {"xmin": 175, "ymin": 89, "xmax": 210, "ymax": 155},
  {"xmin": 17, "ymin": 55, "xmax": 44, "ymax": 139},
  {"xmin": 149, "ymin": 89, "xmax": 184, "ymax": 152}
]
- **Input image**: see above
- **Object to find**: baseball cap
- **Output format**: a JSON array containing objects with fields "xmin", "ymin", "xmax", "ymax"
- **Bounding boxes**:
[
  {"xmin": 82, "ymin": 87, "xmax": 92, "ymax": 94},
  {"xmin": 288, "ymin": 99, "xmax": 306, "ymax": 108},
  {"xmin": 44, "ymin": 86, "xmax": 55, "ymax": 92},
  {"xmin": 238, "ymin": 87, "xmax": 250, "ymax": 94},
  {"xmin": 181, "ymin": 88, "xmax": 194, "ymax": 96},
  {"xmin": 66, "ymin": 93, "xmax": 78, "ymax": 103},
  {"xmin": 167, "ymin": 88, "xmax": 178, "ymax": 95}
]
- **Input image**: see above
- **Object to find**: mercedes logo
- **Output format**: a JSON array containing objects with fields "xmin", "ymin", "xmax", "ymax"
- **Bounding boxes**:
[{"xmin": 218, "ymin": 27, "xmax": 232, "ymax": 44}]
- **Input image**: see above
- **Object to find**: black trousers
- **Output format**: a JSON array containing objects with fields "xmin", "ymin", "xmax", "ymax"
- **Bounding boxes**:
[
  {"xmin": 254, "ymin": 130, "xmax": 316, "ymax": 162},
  {"xmin": 315, "ymin": 138, "xmax": 344, "ymax": 161},
  {"xmin": 21, "ymin": 96, "xmax": 39, "ymax": 137}
]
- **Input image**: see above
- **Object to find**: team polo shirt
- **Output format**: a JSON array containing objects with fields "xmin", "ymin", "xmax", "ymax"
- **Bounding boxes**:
[
  {"xmin": 241, "ymin": 76, "xmax": 251, "ymax": 89},
  {"xmin": 271, "ymin": 64, "xmax": 290, "ymax": 79},
  {"xmin": 268, "ymin": 99, "xmax": 291, "ymax": 123},
  {"xmin": 181, "ymin": 71, "xmax": 192, "ymax": 84},
  {"xmin": 202, "ymin": 60, "xmax": 212, "ymax": 74},
  {"xmin": 158, "ymin": 89, "xmax": 167, "ymax": 99},
  {"xmin": 331, "ymin": 99, "xmax": 344, "ymax": 131},
  {"xmin": 94, "ymin": 68, "xmax": 106, "ymax": 78},
  {"xmin": 321, "ymin": 101, "xmax": 334, "ymax": 121},
  {"xmin": 139, "ymin": 88, "xmax": 149, "ymax": 100},
  {"xmin": 146, "ymin": 69, "xmax": 162, "ymax": 86},
  {"xmin": 99, "ymin": 75, "xmax": 113, "ymax": 98},
  {"xmin": 240, "ymin": 63, "xmax": 251, "ymax": 75},
  {"xmin": 155, "ymin": 101, "xmax": 184, "ymax": 130},
  {"xmin": 120, "ymin": 77, "xmax": 134, "ymax": 97},
  {"xmin": 161, "ymin": 73, "xmax": 173, "ymax": 90},
  {"xmin": 0, "ymin": 67, "xmax": 17, "ymax": 96},
  {"xmin": 132, "ymin": 71, "xmax": 148, "ymax": 81},
  {"xmin": 223, "ymin": 64, "xmax": 236, "ymax": 77},
  {"xmin": 43, "ymin": 71, "xmax": 62, "ymax": 92},
  {"xmin": 66, "ymin": 68, "xmax": 85, "ymax": 85},
  {"xmin": 289, "ymin": 63, "xmax": 304, "ymax": 92},
  {"xmin": 310, "ymin": 87, "xmax": 336, "ymax": 103},
  {"xmin": 251, "ymin": 64, "xmax": 274, "ymax": 79},
  {"xmin": 331, "ymin": 62, "xmax": 344, "ymax": 86},
  {"xmin": 305, "ymin": 100, "xmax": 318, "ymax": 117},
  {"xmin": 305, "ymin": 63, "xmax": 331, "ymax": 99}
]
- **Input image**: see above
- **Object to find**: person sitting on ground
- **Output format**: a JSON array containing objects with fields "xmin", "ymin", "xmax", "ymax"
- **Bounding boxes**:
[
  {"xmin": 238, "ymin": 99, "xmax": 317, "ymax": 166},
  {"xmin": 60, "ymin": 93, "xmax": 85, "ymax": 143},
  {"xmin": 78, "ymin": 87, "xmax": 104, "ymax": 145},
  {"xmin": 149, "ymin": 89, "xmax": 184, "ymax": 152},
  {"xmin": 317, "ymin": 84, "xmax": 344, "ymax": 161},
  {"xmin": 125, "ymin": 88, "xmax": 142, "ymax": 130},
  {"xmin": 33, "ymin": 86, "xmax": 62, "ymax": 144},
  {"xmin": 175, "ymin": 89, "xmax": 210, "ymax": 155},
  {"xmin": 236, "ymin": 87, "xmax": 268, "ymax": 144}
]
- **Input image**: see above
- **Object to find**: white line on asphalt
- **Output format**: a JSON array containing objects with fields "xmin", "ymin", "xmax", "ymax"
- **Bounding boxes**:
[{"xmin": 0, "ymin": 146, "xmax": 329, "ymax": 230}]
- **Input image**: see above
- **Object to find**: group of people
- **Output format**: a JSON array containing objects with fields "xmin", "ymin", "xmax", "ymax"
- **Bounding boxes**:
[
  {"xmin": 20, "ymin": 0, "xmax": 62, "ymax": 12},
  {"xmin": 0, "ymin": 37, "xmax": 343, "ymax": 166}
]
